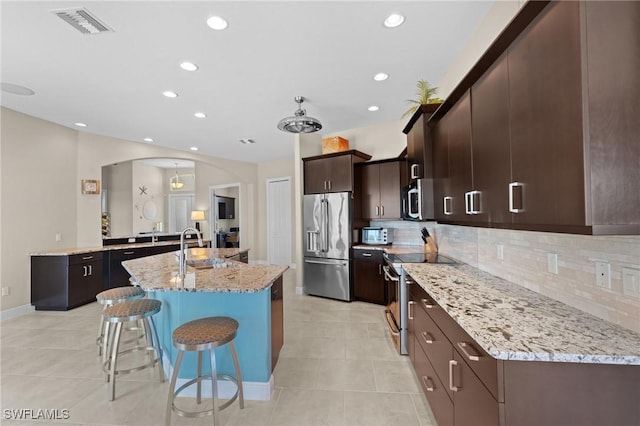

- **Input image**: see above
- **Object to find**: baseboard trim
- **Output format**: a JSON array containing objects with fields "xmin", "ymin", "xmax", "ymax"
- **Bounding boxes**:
[
  {"xmin": 162, "ymin": 353, "xmax": 274, "ymax": 400},
  {"xmin": 0, "ymin": 304, "xmax": 35, "ymax": 321}
]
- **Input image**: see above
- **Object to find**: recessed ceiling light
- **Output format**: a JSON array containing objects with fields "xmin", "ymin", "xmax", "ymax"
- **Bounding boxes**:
[
  {"xmin": 240, "ymin": 139, "xmax": 256, "ymax": 144},
  {"xmin": 74, "ymin": 122, "xmax": 87, "ymax": 127},
  {"xmin": 368, "ymin": 105, "xmax": 380, "ymax": 112},
  {"xmin": 374, "ymin": 72, "xmax": 389, "ymax": 81},
  {"xmin": 180, "ymin": 62, "xmax": 198, "ymax": 71},
  {"xmin": 1, "ymin": 82, "xmax": 35, "ymax": 96},
  {"xmin": 189, "ymin": 146, "xmax": 199, "ymax": 151},
  {"xmin": 143, "ymin": 137, "xmax": 154, "ymax": 142},
  {"xmin": 384, "ymin": 13, "xmax": 405, "ymax": 28},
  {"xmin": 163, "ymin": 91, "xmax": 178, "ymax": 98},
  {"xmin": 194, "ymin": 112, "xmax": 207, "ymax": 119},
  {"xmin": 207, "ymin": 16, "xmax": 228, "ymax": 30}
]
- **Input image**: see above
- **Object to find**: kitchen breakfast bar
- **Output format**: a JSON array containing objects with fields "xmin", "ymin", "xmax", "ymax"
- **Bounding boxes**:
[{"xmin": 122, "ymin": 248, "xmax": 288, "ymax": 400}]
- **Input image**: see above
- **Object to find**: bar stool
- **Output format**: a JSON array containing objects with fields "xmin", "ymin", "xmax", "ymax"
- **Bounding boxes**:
[
  {"xmin": 96, "ymin": 286, "xmax": 145, "ymax": 357},
  {"xmin": 165, "ymin": 317, "xmax": 244, "ymax": 426},
  {"xmin": 102, "ymin": 298, "xmax": 164, "ymax": 401}
]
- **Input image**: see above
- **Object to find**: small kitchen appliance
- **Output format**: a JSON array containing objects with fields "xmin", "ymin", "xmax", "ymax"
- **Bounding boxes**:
[{"xmin": 361, "ymin": 227, "xmax": 393, "ymax": 245}]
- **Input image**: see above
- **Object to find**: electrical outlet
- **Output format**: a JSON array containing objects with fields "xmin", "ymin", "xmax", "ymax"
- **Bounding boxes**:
[
  {"xmin": 547, "ymin": 253, "xmax": 558, "ymax": 274},
  {"xmin": 497, "ymin": 244, "xmax": 504, "ymax": 260},
  {"xmin": 595, "ymin": 261, "xmax": 611, "ymax": 289},
  {"xmin": 55, "ymin": 233, "xmax": 62, "ymax": 242},
  {"xmin": 622, "ymin": 267, "xmax": 640, "ymax": 298},
  {"xmin": 1, "ymin": 287, "xmax": 9, "ymax": 296}
]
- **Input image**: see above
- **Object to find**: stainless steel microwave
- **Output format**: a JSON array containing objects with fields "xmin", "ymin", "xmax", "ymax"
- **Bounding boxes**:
[{"xmin": 362, "ymin": 227, "xmax": 393, "ymax": 245}]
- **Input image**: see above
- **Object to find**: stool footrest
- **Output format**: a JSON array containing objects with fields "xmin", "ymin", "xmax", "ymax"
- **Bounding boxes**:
[
  {"xmin": 171, "ymin": 374, "xmax": 241, "ymax": 418},
  {"xmin": 103, "ymin": 345, "xmax": 160, "ymax": 376}
]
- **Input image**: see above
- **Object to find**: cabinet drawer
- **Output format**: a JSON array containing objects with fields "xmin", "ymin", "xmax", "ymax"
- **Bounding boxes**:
[
  {"xmin": 351, "ymin": 249, "xmax": 383, "ymax": 262},
  {"xmin": 414, "ymin": 343, "xmax": 454, "ymax": 426},
  {"xmin": 413, "ymin": 297, "xmax": 454, "ymax": 392},
  {"xmin": 69, "ymin": 252, "xmax": 103, "ymax": 265},
  {"xmin": 426, "ymin": 299, "xmax": 500, "ymax": 401}
]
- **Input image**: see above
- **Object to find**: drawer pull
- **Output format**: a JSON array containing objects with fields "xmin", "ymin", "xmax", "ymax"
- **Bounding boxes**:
[
  {"xmin": 362, "ymin": 253, "xmax": 372, "ymax": 257},
  {"xmin": 421, "ymin": 331, "xmax": 435, "ymax": 344},
  {"xmin": 422, "ymin": 376, "xmax": 435, "ymax": 392},
  {"xmin": 82, "ymin": 255, "xmax": 93, "ymax": 260},
  {"xmin": 383, "ymin": 310, "xmax": 400, "ymax": 336},
  {"xmin": 408, "ymin": 301, "xmax": 415, "ymax": 320},
  {"xmin": 448, "ymin": 360, "xmax": 459, "ymax": 392},
  {"xmin": 421, "ymin": 298, "xmax": 435, "ymax": 309},
  {"xmin": 457, "ymin": 342, "xmax": 481, "ymax": 362},
  {"xmin": 123, "ymin": 251, "xmax": 135, "ymax": 255}
]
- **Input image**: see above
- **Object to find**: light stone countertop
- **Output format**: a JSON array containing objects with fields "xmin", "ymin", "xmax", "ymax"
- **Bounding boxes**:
[
  {"xmin": 122, "ymin": 248, "xmax": 288, "ymax": 293},
  {"xmin": 30, "ymin": 239, "xmax": 217, "ymax": 256},
  {"xmin": 402, "ymin": 263, "xmax": 640, "ymax": 365},
  {"xmin": 352, "ymin": 244, "xmax": 425, "ymax": 254}
]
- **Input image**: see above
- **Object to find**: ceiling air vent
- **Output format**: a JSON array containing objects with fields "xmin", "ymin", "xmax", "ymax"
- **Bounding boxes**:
[{"xmin": 52, "ymin": 7, "xmax": 113, "ymax": 35}]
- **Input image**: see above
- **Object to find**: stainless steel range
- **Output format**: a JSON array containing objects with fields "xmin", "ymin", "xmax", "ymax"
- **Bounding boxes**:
[{"xmin": 382, "ymin": 251, "xmax": 456, "ymax": 355}]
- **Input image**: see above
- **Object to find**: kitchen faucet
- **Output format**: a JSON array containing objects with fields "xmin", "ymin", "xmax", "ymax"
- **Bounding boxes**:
[{"xmin": 178, "ymin": 227, "xmax": 203, "ymax": 280}]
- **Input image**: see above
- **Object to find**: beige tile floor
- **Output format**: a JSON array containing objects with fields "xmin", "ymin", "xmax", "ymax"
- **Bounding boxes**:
[{"xmin": 0, "ymin": 270, "xmax": 437, "ymax": 425}]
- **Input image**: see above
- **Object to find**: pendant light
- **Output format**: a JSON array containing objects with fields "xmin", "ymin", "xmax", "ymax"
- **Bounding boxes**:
[
  {"xmin": 170, "ymin": 163, "xmax": 184, "ymax": 190},
  {"xmin": 277, "ymin": 96, "xmax": 322, "ymax": 133}
]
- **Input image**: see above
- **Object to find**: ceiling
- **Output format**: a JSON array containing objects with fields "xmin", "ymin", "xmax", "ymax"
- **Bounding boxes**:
[{"xmin": 1, "ymin": 1, "xmax": 494, "ymax": 163}]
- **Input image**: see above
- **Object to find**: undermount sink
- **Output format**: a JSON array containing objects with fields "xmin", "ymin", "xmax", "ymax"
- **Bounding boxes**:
[{"xmin": 186, "ymin": 258, "xmax": 235, "ymax": 269}]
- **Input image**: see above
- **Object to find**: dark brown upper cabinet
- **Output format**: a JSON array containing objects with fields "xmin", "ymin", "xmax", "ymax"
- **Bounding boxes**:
[
  {"xmin": 429, "ymin": 0, "xmax": 640, "ymax": 235},
  {"xmin": 303, "ymin": 150, "xmax": 371, "ymax": 194},
  {"xmin": 404, "ymin": 104, "xmax": 440, "ymax": 181},
  {"xmin": 359, "ymin": 160, "xmax": 402, "ymax": 220}
]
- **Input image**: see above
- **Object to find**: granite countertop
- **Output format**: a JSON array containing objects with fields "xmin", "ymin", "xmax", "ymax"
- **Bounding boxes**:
[
  {"xmin": 122, "ymin": 248, "xmax": 288, "ymax": 293},
  {"xmin": 30, "ymin": 239, "xmax": 218, "ymax": 256},
  {"xmin": 352, "ymin": 244, "xmax": 425, "ymax": 254},
  {"xmin": 402, "ymin": 263, "xmax": 640, "ymax": 365}
]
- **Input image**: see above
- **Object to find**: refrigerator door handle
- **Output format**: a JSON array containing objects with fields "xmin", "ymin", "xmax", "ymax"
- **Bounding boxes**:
[
  {"xmin": 322, "ymin": 199, "xmax": 330, "ymax": 253},
  {"xmin": 304, "ymin": 259, "xmax": 348, "ymax": 267}
]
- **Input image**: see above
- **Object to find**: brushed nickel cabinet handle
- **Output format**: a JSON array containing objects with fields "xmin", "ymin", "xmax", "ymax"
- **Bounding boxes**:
[
  {"xmin": 88, "ymin": 265, "xmax": 92, "ymax": 276},
  {"xmin": 362, "ymin": 253, "xmax": 372, "ymax": 257},
  {"xmin": 82, "ymin": 255, "xmax": 93, "ymax": 260},
  {"xmin": 411, "ymin": 164, "xmax": 420, "ymax": 179},
  {"xmin": 381, "ymin": 205, "xmax": 384, "ymax": 216},
  {"xmin": 457, "ymin": 342, "xmax": 481, "ymax": 361},
  {"xmin": 123, "ymin": 251, "xmax": 135, "ymax": 255},
  {"xmin": 444, "ymin": 196, "xmax": 453, "ymax": 215},
  {"xmin": 449, "ymin": 360, "xmax": 459, "ymax": 392},
  {"xmin": 421, "ymin": 298, "xmax": 435, "ymax": 309},
  {"xmin": 422, "ymin": 376, "xmax": 434, "ymax": 392},
  {"xmin": 509, "ymin": 182, "xmax": 524, "ymax": 213},
  {"xmin": 421, "ymin": 331, "xmax": 435, "ymax": 344},
  {"xmin": 408, "ymin": 301, "xmax": 415, "ymax": 320},
  {"xmin": 83, "ymin": 266, "xmax": 88, "ymax": 277}
]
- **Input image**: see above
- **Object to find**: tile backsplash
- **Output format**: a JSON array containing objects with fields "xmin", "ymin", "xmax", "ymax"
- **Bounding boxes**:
[{"xmin": 373, "ymin": 220, "xmax": 640, "ymax": 333}]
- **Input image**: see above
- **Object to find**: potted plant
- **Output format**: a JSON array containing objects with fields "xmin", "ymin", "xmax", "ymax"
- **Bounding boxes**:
[{"xmin": 402, "ymin": 79, "xmax": 444, "ymax": 118}]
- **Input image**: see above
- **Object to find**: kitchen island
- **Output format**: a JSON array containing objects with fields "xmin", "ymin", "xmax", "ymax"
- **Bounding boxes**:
[
  {"xmin": 402, "ymin": 262, "xmax": 640, "ymax": 426},
  {"xmin": 122, "ymin": 248, "xmax": 287, "ymax": 400}
]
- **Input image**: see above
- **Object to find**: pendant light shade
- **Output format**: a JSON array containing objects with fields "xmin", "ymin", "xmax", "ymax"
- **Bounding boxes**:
[
  {"xmin": 277, "ymin": 96, "xmax": 322, "ymax": 133},
  {"xmin": 170, "ymin": 163, "xmax": 184, "ymax": 190}
]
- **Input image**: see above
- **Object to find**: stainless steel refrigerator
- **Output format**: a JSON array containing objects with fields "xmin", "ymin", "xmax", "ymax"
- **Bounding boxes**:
[{"xmin": 303, "ymin": 192, "xmax": 352, "ymax": 301}]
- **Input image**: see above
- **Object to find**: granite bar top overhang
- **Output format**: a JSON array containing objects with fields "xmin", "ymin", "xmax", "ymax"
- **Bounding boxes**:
[
  {"xmin": 30, "ymin": 240, "xmax": 224, "ymax": 256},
  {"xmin": 123, "ymin": 248, "xmax": 288, "ymax": 293},
  {"xmin": 402, "ymin": 263, "xmax": 640, "ymax": 365}
]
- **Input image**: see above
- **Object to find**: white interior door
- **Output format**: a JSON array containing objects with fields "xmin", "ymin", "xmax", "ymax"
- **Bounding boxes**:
[
  {"xmin": 267, "ymin": 177, "xmax": 292, "ymax": 265},
  {"xmin": 168, "ymin": 194, "xmax": 194, "ymax": 233}
]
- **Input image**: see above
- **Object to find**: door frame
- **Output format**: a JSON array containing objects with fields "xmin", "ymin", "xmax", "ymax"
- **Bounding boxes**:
[{"xmin": 266, "ymin": 176, "xmax": 292, "ymax": 266}]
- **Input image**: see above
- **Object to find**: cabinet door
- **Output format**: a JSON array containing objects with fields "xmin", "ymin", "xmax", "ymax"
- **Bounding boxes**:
[
  {"xmin": 407, "ymin": 114, "xmax": 426, "ymax": 179},
  {"xmin": 451, "ymin": 351, "xmax": 500, "ymax": 426},
  {"xmin": 68, "ymin": 263, "xmax": 90, "ymax": 308},
  {"xmin": 304, "ymin": 158, "xmax": 329, "ymax": 194},
  {"xmin": 508, "ymin": 1, "xmax": 585, "ymax": 227},
  {"xmin": 360, "ymin": 164, "xmax": 380, "ymax": 219},
  {"xmin": 378, "ymin": 162, "xmax": 401, "ymax": 219},
  {"xmin": 326, "ymin": 155, "xmax": 352, "ymax": 193},
  {"xmin": 414, "ymin": 344, "xmax": 454, "ymax": 426},
  {"xmin": 85, "ymin": 260, "xmax": 104, "ymax": 303},
  {"xmin": 432, "ymin": 117, "xmax": 450, "ymax": 221},
  {"xmin": 446, "ymin": 91, "xmax": 473, "ymax": 223},
  {"xmin": 353, "ymin": 259, "xmax": 385, "ymax": 305},
  {"xmin": 471, "ymin": 52, "xmax": 511, "ymax": 225}
]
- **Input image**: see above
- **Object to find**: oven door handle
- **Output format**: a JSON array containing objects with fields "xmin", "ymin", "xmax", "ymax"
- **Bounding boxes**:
[
  {"xmin": 382, "ymin": 265, "xmax": 399, "ymax": 282},
  {"xmin": 383, "ymin": 310, "xmax": 400, "ymax": 336}
]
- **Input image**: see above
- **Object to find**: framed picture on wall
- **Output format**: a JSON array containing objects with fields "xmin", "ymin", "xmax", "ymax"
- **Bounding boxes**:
[{"xmin": 81, "ymin": 179, "xmax": 100, "ymax": 194}]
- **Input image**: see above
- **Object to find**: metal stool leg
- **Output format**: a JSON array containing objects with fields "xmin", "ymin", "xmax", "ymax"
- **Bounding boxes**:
[
  {"xmin": 146, "ymin": 316, "xmax": 164, "ymax": 382},
  {"xmin": 197, "ymin": 351, "xmax": 203, "ymax": 404},
  {"xmin": 209, "ymin": 348, "xmax": 219, "ymax": 426},
  {"xmin": 102, "ymin": 321, "xmax": 111, "ymax": 375},
  {"xmin": 166, "ymin": 350, "xmax": 184, "ymax": 426},
  {"xmin": 108, "ymin": 322, "xmax": 123, "ymax": 401},
  {"xmin": 229, "ymin": 341, "xmax": 244, "ymax": 409}
]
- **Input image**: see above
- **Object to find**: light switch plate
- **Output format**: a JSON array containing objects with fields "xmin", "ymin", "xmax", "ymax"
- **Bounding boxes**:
[
  {"xmin": 547, "ymin": 253, "xmax": 558, "ymax": 274},
  {"xmin": 622, "ymin": 267, "xmax": 640, "ymax": 298},
  {"xmin": 595, "ymin": 261, "xmax": 611, "ymax": 289},
  {"xmin": 1, "ymin": 287, "xmax": 9, "ymax": 296}
]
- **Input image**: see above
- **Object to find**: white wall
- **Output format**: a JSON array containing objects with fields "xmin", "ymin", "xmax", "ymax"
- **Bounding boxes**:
[
  {"xmin": 323, "ymin": 119, "xmax": 407, "ymax": 161},
  {"xmin": 131, "ymin": 162, "xmax": 164, "ymax": 235}
]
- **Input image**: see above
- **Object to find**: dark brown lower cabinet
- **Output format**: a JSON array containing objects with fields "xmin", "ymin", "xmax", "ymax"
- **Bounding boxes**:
[
  {"xmin": 271, "ymin": 277, "xmax": 283, "ymax": 371},
  {"xmin": 31, "ymin": 252, "xmax": 104, "ymax": 310},
  {"xmin": 352, "ymin": 248, "xmax": 385, "ymax": 305},
  {"xmin": 407, "ymin": 273, "xmax": 640, "ymax": 426}
]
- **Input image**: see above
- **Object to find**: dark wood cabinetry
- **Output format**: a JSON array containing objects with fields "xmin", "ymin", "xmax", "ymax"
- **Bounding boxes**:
[
  {"xmin": 352, "ymin": 248, "xmax": 385, "ymax": 305},
  {"xmin": 31, "ymin": 252, "xmax": 104, "ymax": 310},
  {"xmin": 358, "ymin": 161, "xmax": 402, "ymax": 220},
  {"xmin": 216, "ymin": 196, "xmax": 235, "ymax": 219},
  {"xmin": 271, "ymin": 276, "xmax": 283, "ymax": 370},
  {"xmin": 303, "ymin": 150, "xmax": 371, "ymax": 194},
  {"xmin": 404, "ymin": 104, "xmax": 440, "ymax": 181},
  {"xmin": 429, "ymin": 0, "xmax": 640, "ymax": 235}
]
